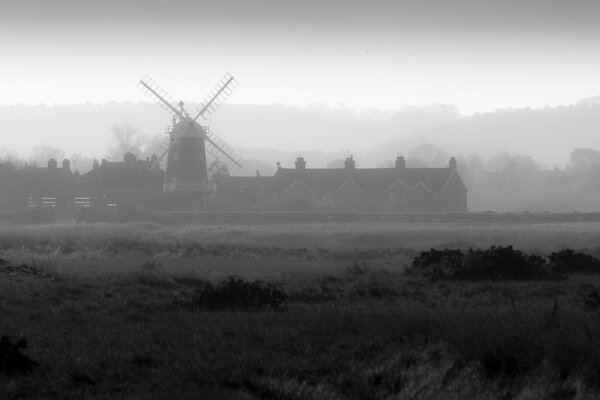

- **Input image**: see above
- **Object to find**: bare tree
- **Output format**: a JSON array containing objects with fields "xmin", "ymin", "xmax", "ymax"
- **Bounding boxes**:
[
  {"xmin": 0, "ymin": 148, "xmax": 24, "ymax": 167},
  {"xmin": 107, "ymin": 124, "xmax": 147, "ymax": 161},
  {"xmin": 408, "ymin": 143, "xmax": 448, "ymax": 167},
  {"xmin": 29, "ymin": 145, "xmax": 65, "ymax": 166},
  {"xmin": 569, "ymin": 148, "xmax": 600, "ymax": 173},
  {"xmin": 209, "ymin": 159, "xmax": 230, "ymax": 181}
]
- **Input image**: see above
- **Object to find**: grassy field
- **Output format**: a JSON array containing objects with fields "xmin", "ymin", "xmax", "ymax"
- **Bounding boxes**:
[{"xmin": 2, "ymin": 217, "xmax": 600, "ymax": 399}]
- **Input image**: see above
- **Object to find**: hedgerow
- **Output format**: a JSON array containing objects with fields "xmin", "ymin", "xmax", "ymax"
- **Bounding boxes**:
[
  {"xmin": 408, "ymin": 246, "xmax": 600, "ymax": 280},
  {"xmin": 548, "ymin": 249, "xmax": 600, "ymax": 274},
  {"xmin": 177, "ymin": 275, "xmax": 287, "ymax": 311}
]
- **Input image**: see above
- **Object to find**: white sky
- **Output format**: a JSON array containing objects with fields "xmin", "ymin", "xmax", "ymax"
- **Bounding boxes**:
[{"xmin": 1, "ymin": 0, "xmax": 599, "ymax": 115}]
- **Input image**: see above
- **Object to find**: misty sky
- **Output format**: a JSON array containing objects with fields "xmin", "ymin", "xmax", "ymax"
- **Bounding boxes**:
[{"xmin": 1, "ymin": 0, "xmax": 599, "ymax": 115}]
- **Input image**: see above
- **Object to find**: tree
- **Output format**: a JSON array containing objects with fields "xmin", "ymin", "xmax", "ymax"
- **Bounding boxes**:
[
  {"xmin": 407, "ymin": 143, "xmax": 448, "ymax": 167},
  {"xmin": 0, "ymin": 148, "xmax": 24, "ymax": 167},
  {"xmin": 29, "ymin": 145, "xmax": 65, "ymax": 166},
  {"xmin": 208, "ymin": 160, "xmax": 230, "ymax": 182},
  {"xmin": 142, "ymin": 134, "xmax": 167, "ymax": 160},
  {"xmin": 569, "ymin": 148, "xmax": 600, "ymax": 173},
  {"xmin": 67, "ymin": 153, "xmax": 95, "ymax": 174},
  {"xmin": 486, "ymin": 153, "xmax": 539, "ymax": 180},
  {"xmin": 107, "ymin": 124, "xmax": 148, "ymax": 161}
]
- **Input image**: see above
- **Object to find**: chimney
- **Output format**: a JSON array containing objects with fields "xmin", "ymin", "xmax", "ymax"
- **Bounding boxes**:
[
  {"xmin": 62, "ymin": 158, "xmax": 71, "ymax": 172},
  {"xmin": 395, "ymin": 155, "xmax": 406, "ymax": 169},
  {"xmin": 295, "ymin": 156, "xmax": 306, "ymax": 170},
  {"xmin": 344, "ymin": 155, "xmax": 355, "ymax": 169},
  {"xmin": 449, "ymin": 156, "xmax": 457, "ymax": 170},
  {"xmin": 47, "ymin": 158, "xmax": 57, "ymax": 169}
]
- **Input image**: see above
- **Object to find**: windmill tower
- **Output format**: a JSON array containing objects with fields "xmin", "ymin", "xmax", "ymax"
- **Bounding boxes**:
[{"xmin": 138, "ymin": 73, "xmax": 244, "ymax": 209}]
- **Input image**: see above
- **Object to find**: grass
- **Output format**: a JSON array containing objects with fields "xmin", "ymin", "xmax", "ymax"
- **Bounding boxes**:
[
  {"xmin": 2, "ymin": 217, "xmax": 600, "ymax": 398},
  {"xmin": 4, "ymin": 268, "xmax": 600, "ymax": 399}
]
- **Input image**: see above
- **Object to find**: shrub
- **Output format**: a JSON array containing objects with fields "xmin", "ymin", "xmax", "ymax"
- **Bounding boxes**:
[
  {"xmin": 190, "ymin": 275, "xmax": 286, "ymax": 310},
  {"xmin": 411, "ymin": 248, "xmax": 464, "ymax": 280},
  {"xmin": 0, "ymin": 258, "xmax": 52, "ymax": 278},
  {"xmin": 0, "ymin": 335, "xmax": 38, "ymax": 375},
  {"xmin": 409, "ymin": 246, "xmax": 551, "ymax": 281},
  {"xmin": 461, "ymin": 246, "xmax": 549, "ymax": 281},
  {"xmin": 548, "ymin": 249, "xmax": 600, "ymax": 274}
]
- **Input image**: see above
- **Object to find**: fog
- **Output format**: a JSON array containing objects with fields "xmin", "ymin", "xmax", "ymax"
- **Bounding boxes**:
[
  {"xmin": 1, "ymin": 99, "xmax": 599, "ymax": 168},
  {"xmin": 1, "ymin": 0, "xmax": 600, "ymax": 212}
]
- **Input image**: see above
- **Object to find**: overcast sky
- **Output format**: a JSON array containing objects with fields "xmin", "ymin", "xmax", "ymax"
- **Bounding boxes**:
[{"xmin": 1, "ymin": 0, "xmax": 600, "ymax": 115}]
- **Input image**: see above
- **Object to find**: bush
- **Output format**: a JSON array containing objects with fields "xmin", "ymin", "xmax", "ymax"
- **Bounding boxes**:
[
  {"xmin": 0, "ymin": 258, "xmax": 52, "ymax": 278},
  {"xmin": 411, "ymin": 248, "xmax": 464, "ymax": 280},
  {"xmin": 189, "ymin": 276, "xmax": 286, "ymax": 311},
  {"xmin": 461, "ymin": 246, "xmax": 549, "ymax": 281},
  {"xmin": 409, "ymin": 246, "xmax": 551, "ymax": 281},
  {"xmin": 548, "ymin": 249, "xmax": 600, "ymax": 274},
  {"xmin": 0, "ymin": 336, "xmax": 38, "ymax": 375}
]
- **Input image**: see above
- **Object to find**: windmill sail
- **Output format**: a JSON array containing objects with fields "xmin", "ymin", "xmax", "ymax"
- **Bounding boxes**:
[
  {"xmin": 138, "ymin": 75, "xmax": 185, "ymax": 119},
  {"xmin": 139, "ymin": 72, "xmax": 244, "ymax": 190},
  {"xmin": 203, "ymin": 126, "xmax": 244, "ymax": 174},
  {"xmin": 149, "ymin": 137, "xmax": 171, "ymax": 170},
  {"xmin": 194, "ymin": 73, "xmax": 238, "ymax": 120}
]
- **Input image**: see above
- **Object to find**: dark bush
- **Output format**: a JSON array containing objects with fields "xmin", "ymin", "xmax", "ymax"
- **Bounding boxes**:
[
  {"xmin": 191, "ymin": 275, "xmax": 286, "ymax": 310},
  {"xmin": 480, "ymin": 343, "xmax": 542, "ymax": 378},
  {"xmin": 0, "ymin": 258, "xmax": 52, "ymax": 278},
  {"xmin": 411, "ymin": 248, "xmax": 464, "ymax": 280},
  {"xmin": 461, "ymin": 246, "xmax": 549, "ymax": 281},
  {"xmin": 548, "ymin": 249, "xmax": 600, "ymax": 274},
  {"xmin": 0, "ymin": 335, "xmax": 38, "ymax": 375},
  {"xmin": 409, "ymin": 246, "xmax": 551, "ymax": 281}
]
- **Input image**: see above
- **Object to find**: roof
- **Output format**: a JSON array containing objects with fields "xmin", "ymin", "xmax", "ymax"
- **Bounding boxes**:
[
  {"xmin": 82, "ymin": 162, "xmax": 163, "ymax": 189},
  {"xmin": 14, "ymin": 166, "xmax": 74, "ymax": 194},
  {"xmin": 220, "ymin": 176, "xmax": 275, "ymax": 186},
  {"xmin": 271, "ymin": 167, "xmax": 466, "ymax": 194}
]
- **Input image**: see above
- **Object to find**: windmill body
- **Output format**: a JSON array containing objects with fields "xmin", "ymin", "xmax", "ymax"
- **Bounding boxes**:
[
  {"xmin": 163, "ymin": 118, "xmax": 212, "ymax": 192},
  {"xmin": 138, "ymin": 74, "xmax": 243, "ymax": 208}
]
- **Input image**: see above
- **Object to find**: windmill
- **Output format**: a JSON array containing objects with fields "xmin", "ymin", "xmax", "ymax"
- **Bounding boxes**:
[{"xmin": 138, "ymin": 73, "xmax": 243, "ymax": 200}]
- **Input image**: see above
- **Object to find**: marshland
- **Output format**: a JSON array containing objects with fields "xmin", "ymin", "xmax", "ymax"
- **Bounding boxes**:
[{"xmin": 2, "ymin": 215, "xmax": 600, "ymax": 399}]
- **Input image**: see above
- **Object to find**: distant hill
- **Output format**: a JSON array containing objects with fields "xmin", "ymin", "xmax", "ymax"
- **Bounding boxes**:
[
  {"xmin": 0, "ymin": 102, "xmax": 460, "ymax": 170},
  {"xmin": 1, "ymin": 98, "xmax": 599, "ymax": 172},
  {"xmin": 406, "ymin": 97, "xmax": 600, "ymax": 167}
]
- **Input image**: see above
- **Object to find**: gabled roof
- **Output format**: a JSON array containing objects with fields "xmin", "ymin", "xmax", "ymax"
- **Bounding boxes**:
[
  {"xmin": 337, "ymin": 178, "xmax": 363, "ymax": 193},
  {"xmin": 283, "ymin": 179, "xmax": 314, "ymax": 195},
  {"xmin": 272, "ymin": 167, "xmax": 463, "ymax": 194}
]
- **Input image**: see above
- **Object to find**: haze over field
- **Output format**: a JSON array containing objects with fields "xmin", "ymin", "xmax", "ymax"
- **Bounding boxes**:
[
  {"xmin": 1, "ymin": 100, "xmax": 600, "ymax": 171},
  {"xmin": 1, "ymin": 0, "xmax": 599, "ymax": 168}
]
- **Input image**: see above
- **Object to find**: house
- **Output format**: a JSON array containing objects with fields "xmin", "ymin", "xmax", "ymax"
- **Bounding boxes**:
[
  {"xmin": 9, "ymin": 159, "xmax": 76, "ymax": 211},
  {"xmin": 80, "ymin": 152, "xmax": 164, "ymax": 209},
  {"xmin": 268, "ymin": 155, "xmax": 467, "ymax": 212},
  {"xmin": 0, "ymin": 152, "xmax": 467, "ymax": 214},
  {"xmin": 210, "ymin": 172, "xmax": 274, "ymax": 211}
]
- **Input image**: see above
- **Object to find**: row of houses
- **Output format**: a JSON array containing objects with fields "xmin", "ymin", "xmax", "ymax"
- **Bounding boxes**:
[
  {"xmin": 0, "ymin": 155, "xmax": 163, "ymax": 214},
  {"xmin": 0, "ymin": 153, "xmax": 468, "ymax": 214},
  {"xmin": 212, "ymin": 155, "xmax": 467, "ymax": 212}
]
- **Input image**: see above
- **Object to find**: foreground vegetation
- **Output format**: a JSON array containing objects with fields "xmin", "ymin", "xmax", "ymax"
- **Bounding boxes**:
[{"xmin": 2, "ymin": 219, "xmax": 600, "ymax": 398}]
